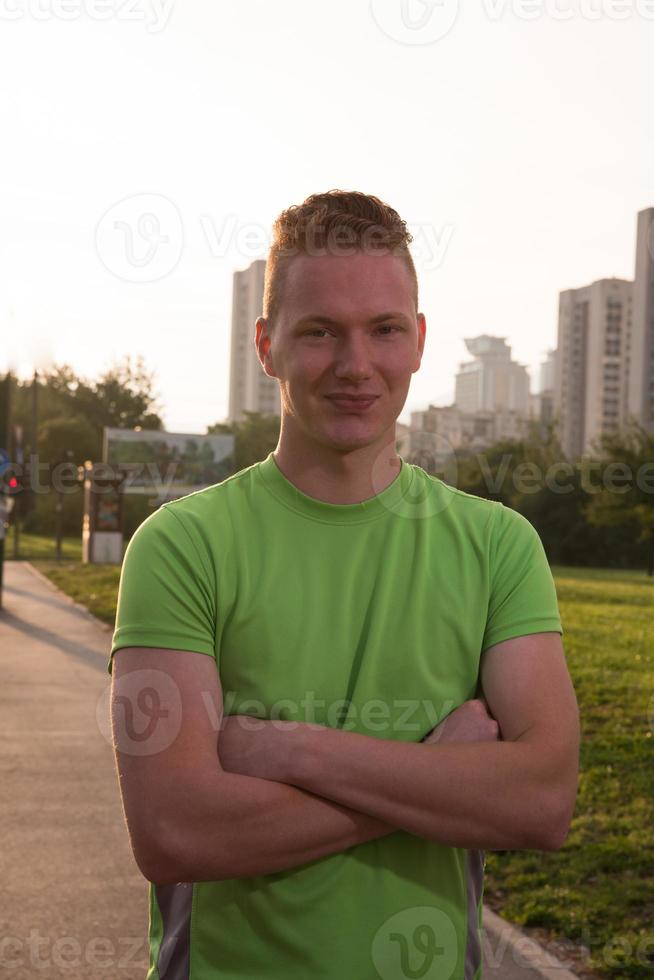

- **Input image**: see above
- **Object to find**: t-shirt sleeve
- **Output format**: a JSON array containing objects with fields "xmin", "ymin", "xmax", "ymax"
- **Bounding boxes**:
[
  {"xmin": 107, "ymin": 504, "xmax": 217, "ymax": 676},
  {"xmin": 481, "ymin": 503, "xmax": 563, "ymax": 654}
]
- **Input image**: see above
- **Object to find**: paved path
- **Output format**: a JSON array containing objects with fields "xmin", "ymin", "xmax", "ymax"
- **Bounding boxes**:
[
  {"xmin": 0, "ymin": 562, "xmax": 149, "ymax": 980},
  {"xmin": 0, "ymin": 561, "xmax": 579, "ymax": 980}
]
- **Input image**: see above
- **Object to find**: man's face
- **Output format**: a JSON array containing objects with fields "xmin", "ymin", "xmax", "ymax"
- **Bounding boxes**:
[{"xmin": 256, "ymin": 250, "xmax": 426, "ymax": 453}]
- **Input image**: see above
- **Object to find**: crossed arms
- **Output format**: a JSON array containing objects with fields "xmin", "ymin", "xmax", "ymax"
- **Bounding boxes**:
[{"xmin": 111, "ymin": 631, "xmax": 580, "ymax": 886}]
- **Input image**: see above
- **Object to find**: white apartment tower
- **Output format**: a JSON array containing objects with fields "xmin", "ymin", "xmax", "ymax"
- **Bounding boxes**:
[
  {"xmin": 553, "ymin": 207, "xmax": 654, "ymax": 460},
  {"xmin": 455, "ymin": 335, "xmax": 530, "ymax": 415},
  {"xmin": 627, "ymin": 207, "xmax": 654, "ymax": 431},
  {"xmin": 228, "ymin": 259, "xmax": 281, "ymax": 422},
  {"xmin": 554, "ymin": 278, "xmax": 633, "ymax": 460}
]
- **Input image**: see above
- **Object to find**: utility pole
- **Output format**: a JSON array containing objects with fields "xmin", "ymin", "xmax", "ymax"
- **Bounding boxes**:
[
  {"xmin": 54, "ymin": 449, "xmax": 76, "ymax": 561},
  {"xmin": 0, "ymin": 373, "xmax": 11, "ymax": 607},
  {"xmin": 31, "ymin": 368, "xmax": 38, "ymax": 467},
  {"xmin": 12, "ymin": 424, "xmax": 23, "ymax": 560}
]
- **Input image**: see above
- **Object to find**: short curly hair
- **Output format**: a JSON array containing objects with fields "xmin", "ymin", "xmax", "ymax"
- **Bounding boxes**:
[{"xmin": 263, "ymin": 189, "xmax": 418, "ymax": 330}]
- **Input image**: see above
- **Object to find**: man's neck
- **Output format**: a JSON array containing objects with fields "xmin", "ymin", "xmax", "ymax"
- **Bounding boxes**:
[{"xmin": 272, "ymin": 432, "xmax": 402, "ymax": 506}]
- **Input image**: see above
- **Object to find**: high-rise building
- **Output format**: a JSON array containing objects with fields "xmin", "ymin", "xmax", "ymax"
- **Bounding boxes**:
[
  {"xmin": 228, "ymin": 259, "xmax": 281, "ymax": 422},
  {"xmin": 553, "ymin": 206, "xmax": 654, "ymax": 460},
  {"xmin": 455, "ymin": 335, "xmax": 530, "ymax": 415},
  {"xmin": 553, "ymin": 278, "xmax": 633, "ymax": 460},
  {"xmin": 627, "ymin": 207, "xmax": 654, "ymax": 431}
]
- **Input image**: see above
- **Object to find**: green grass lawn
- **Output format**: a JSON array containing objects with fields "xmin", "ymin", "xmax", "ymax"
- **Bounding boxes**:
[
  {"xmin": 4, "ymin": 531, "xmax": 83, "ymax": 561},
  {"xmin": 35, "ymin": 561, "xmax": 121, "ymax": 626},
  {"xmin": 28, "ymin": 553, "xmax": 654, "ymax": 979},
  {"xmin": 484, "ymin": 565, "xmax": 654, "ymax": 979}
]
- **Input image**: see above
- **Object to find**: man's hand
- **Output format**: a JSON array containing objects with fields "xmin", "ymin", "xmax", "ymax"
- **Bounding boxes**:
[{"xmin": 422, "ymin": 698, "xmax": 500, "ymax": 745}]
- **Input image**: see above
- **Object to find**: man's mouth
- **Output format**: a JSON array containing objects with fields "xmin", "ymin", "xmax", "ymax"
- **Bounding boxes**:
[{"xmin": 325, "ymin": 395, "xmax": 379, "ymax": 411}]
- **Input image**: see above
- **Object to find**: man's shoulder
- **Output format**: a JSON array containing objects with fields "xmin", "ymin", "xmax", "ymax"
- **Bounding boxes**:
[
  {"xmin": 126, "ymin": 460, "xmax": 264, "ymax": 556},
  {"xmin": 407, "ymin": 463, "xmax": 503, "ymax": 528},
  {"xmin": 161, "ymin": 459, "xmax": 262, "ymax": 518}
]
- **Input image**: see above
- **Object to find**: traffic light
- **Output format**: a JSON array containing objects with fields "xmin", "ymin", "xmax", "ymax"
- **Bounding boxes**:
[{"xmin": 0, "ymin": 454, "xmax": 24, "ymax": 496}]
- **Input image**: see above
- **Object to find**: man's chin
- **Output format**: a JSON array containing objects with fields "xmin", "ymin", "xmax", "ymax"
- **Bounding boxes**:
[{"xmin": 316, "ymin": 420, "xmax": 389, "ymax": 453}]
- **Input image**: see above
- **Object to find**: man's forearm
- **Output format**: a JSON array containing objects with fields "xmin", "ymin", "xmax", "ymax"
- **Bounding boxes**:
[
  {"xmin": 270, "ymin": 724, "xmax": 572, "ymax": 851},
  {"xmin": 157, "ymin": 765, "xmax": 397, "ymax": 885}
]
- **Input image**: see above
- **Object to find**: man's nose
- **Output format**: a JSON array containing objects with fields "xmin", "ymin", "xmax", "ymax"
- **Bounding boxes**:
[{"xmin": 333, "ymin": 336, "xmax": 373, "ymax": 381}]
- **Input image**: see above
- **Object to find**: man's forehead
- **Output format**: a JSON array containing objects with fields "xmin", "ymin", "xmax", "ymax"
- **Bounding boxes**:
[{"xmin": 283, "ymin": 252, "xmax": 414, "ymax": 308}]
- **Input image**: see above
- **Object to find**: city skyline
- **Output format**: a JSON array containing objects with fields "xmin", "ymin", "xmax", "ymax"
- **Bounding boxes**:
[{"xmin": 2, "ymin": 5, "xmax": 654, "ymax": 432}]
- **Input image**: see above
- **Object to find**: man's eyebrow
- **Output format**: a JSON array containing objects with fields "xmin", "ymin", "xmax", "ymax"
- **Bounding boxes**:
[{"xmin": 293, "ymin": 312, "xmax": 412, "ymax": 328}]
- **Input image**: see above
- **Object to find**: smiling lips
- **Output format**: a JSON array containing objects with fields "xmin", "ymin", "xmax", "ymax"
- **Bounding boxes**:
[{"xmin": 325, "ymin": 394, "xmax": 379, "ymax": 411}]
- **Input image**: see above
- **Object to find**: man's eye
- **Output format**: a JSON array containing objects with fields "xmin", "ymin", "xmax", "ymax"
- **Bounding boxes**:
[
  {"xmin": 305, "ymin": 329, "xmax": 329, "ymax": 337},
  {"xmin": 377, "ymin": 325, "xmax": 401, "ymax": 334}
]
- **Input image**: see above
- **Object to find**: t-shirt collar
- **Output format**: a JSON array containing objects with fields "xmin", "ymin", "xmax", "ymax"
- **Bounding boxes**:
[{"xmin": 257, "ymin": 451, "xmax": 413, "ymax": 525}]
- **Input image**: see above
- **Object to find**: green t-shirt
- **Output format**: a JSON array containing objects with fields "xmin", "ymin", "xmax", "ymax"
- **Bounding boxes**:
[{"xmin": 109, "ymin": 452, "xmax": 563, "ymax": 980}]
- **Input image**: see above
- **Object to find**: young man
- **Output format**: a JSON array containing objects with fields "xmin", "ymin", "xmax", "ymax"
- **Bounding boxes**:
[{"xmin": 108, "ymin": 190, "xmax": 580, "ymax": 980}]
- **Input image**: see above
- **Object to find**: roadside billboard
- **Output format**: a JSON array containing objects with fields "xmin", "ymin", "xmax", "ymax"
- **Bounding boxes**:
[{"xmin": 103, "ymin": 428, "xmax": 235, "ymax": 497}]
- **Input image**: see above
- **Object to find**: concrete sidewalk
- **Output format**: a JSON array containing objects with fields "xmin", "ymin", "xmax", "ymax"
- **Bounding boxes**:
[
  {"xmin": 0, "ymin": 561, "xmax": 580, "ymax": 980},
  {"xmin": 0, "ymin": 561, "xmax": 149, "ymax": 980}
]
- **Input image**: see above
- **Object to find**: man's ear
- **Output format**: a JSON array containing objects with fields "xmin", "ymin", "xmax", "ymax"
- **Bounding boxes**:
[
  {"xmin": 255, "ymin": 317, "xmax": 276, "ymax": 378},
  {"xmin": 413, "ymin": 312, "xmax": 426, "ymax": 372}
]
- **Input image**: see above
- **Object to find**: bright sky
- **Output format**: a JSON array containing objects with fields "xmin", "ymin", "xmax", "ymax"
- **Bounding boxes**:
[{"xmin": 2, "ymin": 0, "xmax": 653, "ymax": 432}]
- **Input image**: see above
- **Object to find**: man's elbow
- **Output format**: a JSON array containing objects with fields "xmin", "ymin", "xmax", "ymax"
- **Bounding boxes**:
[
  {"xmin": 136, "ymin": 837, "xmax": 205, "ymax": 887},
  {"xmin": 138, "ymin": 818, "xmax": 237, "ymax": 886},
  {"xmin": 129, "ymin": 819, "xmax": 206, "ymax": 887},
  {"xmin": 531, "ymin": 789, "xmax": 576, "ymax": 852},
  {"xmin": 537, "ymin": 819, "xmax": 571, "ymax": 852},
  {"xmin": 131, "ymin": 833, "xmax": 183, "ymax": 887}
]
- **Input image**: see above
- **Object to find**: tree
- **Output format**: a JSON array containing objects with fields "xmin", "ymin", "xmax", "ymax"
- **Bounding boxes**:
[
  {"xmin": 451, "ymin": 422, "xmax": 645, "ymax": 568},
  {"xmin": 0, "ymin": 373, "xmax": 10, "ymax": 451},
  {"xmin": 454, "ymin": 421, "xmax": 565, "ymax": 510},
  {"xmin": 39, "ymin": 415, "xmax": 98, "ymax": 468},
  {"xmin": 8, "ymin": 357, "xmax": 164, "ymax": 469},
  {"xmin": 46, "ymin": 355, "xmax": 163, "ymax": 437},
  {"xmin": 583, "ymin": 420, "xmax": 654, "ymax": 576},
  {"xmin": 208, "ymin": 411, "xmax": 280, "ymax": 471}
]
